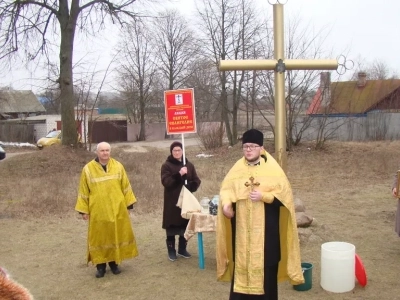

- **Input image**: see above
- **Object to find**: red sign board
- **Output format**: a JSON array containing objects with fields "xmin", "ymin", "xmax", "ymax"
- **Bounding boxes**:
[{"xmin": 164, "ymin": 88, "xmax": 197, "ymax": 134}]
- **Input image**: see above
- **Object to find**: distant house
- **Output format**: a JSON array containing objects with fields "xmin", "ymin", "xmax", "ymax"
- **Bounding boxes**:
[
  {"xmin": 307, "ymin": 72, "xmax": 400, "ymax": 116},
  {"xmin": 301, "ymin": 72, "xmax": 400, "ymax": 141},
  {"xmin": 0, "ymin": 90, "xmax": 46, "ymax": 120},
  {"xmin": 0, "ymin": 114, "xmax": 61, "ymax": 142}
]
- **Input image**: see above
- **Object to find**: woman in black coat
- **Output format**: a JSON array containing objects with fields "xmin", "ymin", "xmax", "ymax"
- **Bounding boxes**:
[{"xmin": 161, "ymin": 141, "xmax": 201, "ymax": 261}]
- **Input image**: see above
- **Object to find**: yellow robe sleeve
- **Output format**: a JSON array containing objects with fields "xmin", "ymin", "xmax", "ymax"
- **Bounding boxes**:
[
  {"xmin": 120, "ymin": 165, "xmax": 136, "ymax": 207},
  {"xmin": 75, "ymin": 165, "xmax": 91, "ymax": 214},
  {"xmin": 261, "ymin": 192, "xmax": 274, "ymax": 203},
  {"xmin": 216, "ymin": 201, "xmax": 234, "ymax": 282}
]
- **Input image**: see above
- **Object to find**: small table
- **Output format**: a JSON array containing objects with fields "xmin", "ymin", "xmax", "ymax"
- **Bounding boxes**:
[{"xmin": 184, "ymin": 212, "xmax": 217, "ymax": 269}]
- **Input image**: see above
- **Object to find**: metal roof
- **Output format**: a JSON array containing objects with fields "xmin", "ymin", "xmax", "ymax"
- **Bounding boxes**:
[
  {"xmin": 308, "ymin": 79, "xmax": 400, "ymax": 114},
  {"xmin": 0, "ymin": 90, "xmax": 46, "ymax": 113}
]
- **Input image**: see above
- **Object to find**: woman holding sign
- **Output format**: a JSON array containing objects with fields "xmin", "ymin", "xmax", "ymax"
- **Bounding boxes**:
[{"xmin": 161, "ymin": 141, "xmax": 201, "ymax": 262}]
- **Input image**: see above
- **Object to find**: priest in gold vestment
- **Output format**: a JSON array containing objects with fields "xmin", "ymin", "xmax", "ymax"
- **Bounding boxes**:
[
  {"xmin": 216, "ymin": 129, "xmax": 304, "ymax": 299},
  {"xmin": 75, "ymin": 142, "xmax": 138, "ymax": 278}
]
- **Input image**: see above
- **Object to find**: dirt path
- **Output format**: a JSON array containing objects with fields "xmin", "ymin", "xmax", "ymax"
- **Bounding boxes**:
[
  {"xmin": 0, "ymin": 137, "xmax": 201, "ymax": 158},
  {"xmin": 111, "ymin": 137, "xmax": 202, "ymax": 153}
]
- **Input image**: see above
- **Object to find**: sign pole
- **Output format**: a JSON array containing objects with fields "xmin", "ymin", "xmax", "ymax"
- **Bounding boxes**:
[
  {"xmin": 181, "ymin": 133, "xmax": 186, "ymax": 165},
  {"xmin": 181, "ymin": 133, "xmax": 187, "ymax": 184}
]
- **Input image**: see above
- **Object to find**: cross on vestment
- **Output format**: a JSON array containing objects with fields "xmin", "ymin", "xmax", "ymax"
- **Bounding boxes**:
[
  {"xmin": 245, "ymin": 176, "xmax": 260, "ymax": 191},
  {"xmin": 219, "ymin": 3, "xmax": 338, "ymax": 172}
]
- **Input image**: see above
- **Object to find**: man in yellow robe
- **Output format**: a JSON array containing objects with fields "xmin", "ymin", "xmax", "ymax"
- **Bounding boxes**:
[
  {"xmin": 216, "ymin": 129, "xmax": 304, "ymax": 299},
  {"xmin": 75, "ymin": 142, "xmax": 139, "ymax": 278}
]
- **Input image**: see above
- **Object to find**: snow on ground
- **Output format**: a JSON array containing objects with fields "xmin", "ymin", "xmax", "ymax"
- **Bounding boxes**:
[{"xmin": 0, "ymin": 141, "xmax": 36, "ymax": 148}]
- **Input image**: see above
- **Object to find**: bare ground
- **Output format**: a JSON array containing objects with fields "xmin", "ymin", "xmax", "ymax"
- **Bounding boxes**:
[{"xmin": 1, "ymin": 139, "xmax": 400, "ymax": 299}]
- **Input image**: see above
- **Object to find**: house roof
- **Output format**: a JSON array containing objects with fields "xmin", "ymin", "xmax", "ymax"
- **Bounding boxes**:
[
  {"xmin": 93, "ymin": 114, "xmax": 128, "ymax": 121},
  {"xmin": 306, "ymin": 88, "xmax": 322, "ymax": 115},
  {"xmin": 308, "ymin": 79, "xmax": 400, "ymax": 115},
  {"xmin": 0, "ymin": 90, "xmax": 46, "ymax": 114},
  {"xmin": 2, "ymin": 114, "xmax": 60, "ymax": 123}
]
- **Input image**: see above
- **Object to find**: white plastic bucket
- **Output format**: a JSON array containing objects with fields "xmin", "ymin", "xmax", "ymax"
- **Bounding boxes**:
[{"xmin": 321, "ymin": 242, "xmax": 355, "ymax": 293}]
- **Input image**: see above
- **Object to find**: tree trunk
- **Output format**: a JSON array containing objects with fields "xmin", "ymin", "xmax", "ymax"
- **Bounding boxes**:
[
  {"xmin": 221, "ymin": 71, "xmax": 232, "ymax": 145},
  {"xmin": 139, "ymin": 81, "xmax": 146, "ymax": 141},
  {"xmin": 59, "ymin": 1, "xmax": 78, "ymax": 146}
]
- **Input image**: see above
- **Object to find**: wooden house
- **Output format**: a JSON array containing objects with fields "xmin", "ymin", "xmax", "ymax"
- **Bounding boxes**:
[{"xmin": 0, "ymin": 90, "xmax": 46, "ymax": 120}]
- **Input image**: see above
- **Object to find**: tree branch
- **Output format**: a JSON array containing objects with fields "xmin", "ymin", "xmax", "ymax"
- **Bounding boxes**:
[{"xmin": 15, "ymin": 0, "xmax": 58, "ymax": 16}]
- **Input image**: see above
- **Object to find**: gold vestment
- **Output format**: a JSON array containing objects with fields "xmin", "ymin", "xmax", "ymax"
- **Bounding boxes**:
[
  {"xmin": 75, "ymin": 158, "xmax": 138, "ymax": 265},
  {"xmin": 216, "ymin": 150, "xmax": 304, "ymax": 294}
]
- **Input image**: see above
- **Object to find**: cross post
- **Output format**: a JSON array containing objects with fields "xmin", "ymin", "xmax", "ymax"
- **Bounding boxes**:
[{"xmin": 219, "ymin": 3, "xmax": 338, "ymax": 172}]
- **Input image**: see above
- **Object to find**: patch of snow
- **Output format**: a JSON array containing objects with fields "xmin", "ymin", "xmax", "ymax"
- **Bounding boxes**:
[
  {"xmin": 0, "ymin": 141, "xmax": 36, "ymax": 148},
  {"xmin": 196, "ymin": 153, "xmax": 213, "ymax": 158}
]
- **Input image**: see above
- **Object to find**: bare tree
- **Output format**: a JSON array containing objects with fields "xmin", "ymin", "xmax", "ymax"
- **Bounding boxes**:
[
  {"xmin": 0, "ymin": 0, "xmax": 143, "ymax": 146},
  {"xmin": 257, "ymin": 15, "xmax": 336, "ymax": 150},
  {"xmin": 350, "ymin": 57, "xmax": 398, "ymax": 80},
  {"xmin": 75, "ymin": 57, "xmax": 116, "ymax": 151},
  {"xmin": 184, "ymin": 58, "xmax": 221, "ymax": 121},
  {"xmin": 37, "ymin": 89, "xmax": 61, "ymax": 114},
  {"xmin": 153, "ymin": 9, "xmax": 200, "ymax": 90},
  {"xmin": 38, "ymin": 62, "xmax": 63, "ymax": 114},
  {"xmin": 369, "ymin": 60, "xmax": 391, "ymax": 80},
  {"xmin": 115, "ymin": 19, "xmax": 158, "ymax": 141},
  {"xmin": 196, "ymin": 0, "xmax": 263, "ymax": 145}
]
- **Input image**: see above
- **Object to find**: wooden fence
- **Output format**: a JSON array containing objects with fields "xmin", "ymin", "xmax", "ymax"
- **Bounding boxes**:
[{"xmin": 0, "ymin": 123, "xmax": 35, "ymax": 143}]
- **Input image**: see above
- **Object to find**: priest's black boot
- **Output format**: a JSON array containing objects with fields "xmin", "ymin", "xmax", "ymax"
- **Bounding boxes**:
[
  {"xmin": 177, "ymin": 236, "xmax": 191, "ymax": 258},
  {"xmin": 108, "ymin": 261, "xmax": 121, "ymax": 275},
  {"xmin": 166, "ymin": 239, "xmax": 177, "ymax": 261},
  {"xmin": 95, "ymin": 263, "xmax": 106, "ymax": 278}
]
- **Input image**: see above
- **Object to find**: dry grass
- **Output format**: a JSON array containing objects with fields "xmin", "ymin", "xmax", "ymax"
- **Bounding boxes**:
[{"xmin": 1, "ymin": 140, "xmax": 400, "ymax": 299}]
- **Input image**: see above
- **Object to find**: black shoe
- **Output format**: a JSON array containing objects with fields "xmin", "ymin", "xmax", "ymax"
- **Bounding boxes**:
[
  {"xmin": 168, "ymin": 251, "xmax": 177, "ymax": 261},
  {"xmin": 95, "ymin": 269, "xmax": 106, "ymax": 278},
  {"xmin": 178, "ymin": 237, "xmax": 191, "ymax": 258},
  {"xmin": 166, "ymin": 240, "xmax": 177, "ymax": 262},
  {"xmin": 110, "ymin": 266, "xmax": 121, "ymax": 275},
  {"xmin": 108, "ymin": 261, "xmax": 121, "ymax": 275},
  {"xmin": 177, "ymin": 249, "xmax": 191, "ymax": 258}
]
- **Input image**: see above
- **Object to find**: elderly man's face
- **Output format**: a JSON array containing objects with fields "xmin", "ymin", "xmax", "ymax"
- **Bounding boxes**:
[{"xmin": 96, "ymin": 143, "xmax": 111, "ymax": 164}]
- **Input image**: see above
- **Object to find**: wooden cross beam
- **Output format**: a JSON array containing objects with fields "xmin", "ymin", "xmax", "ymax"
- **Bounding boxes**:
[
  {"xmin": 245, "ymin": 176, "xmax": 260, "ymax": 191},
  {"xmin": 219, "ymin": 3, "xmax": 338, "ymax": 172}
]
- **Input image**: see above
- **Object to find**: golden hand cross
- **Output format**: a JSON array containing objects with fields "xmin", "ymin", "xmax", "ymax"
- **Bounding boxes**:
[{"xmin": 245, "ymin": 176, "xmax": 260, "ymax": 191}]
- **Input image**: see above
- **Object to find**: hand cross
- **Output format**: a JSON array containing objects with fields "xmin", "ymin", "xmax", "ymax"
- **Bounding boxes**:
[{"xmin": 244, "ymin": 176, "xmax": 260, "ymax": 191}]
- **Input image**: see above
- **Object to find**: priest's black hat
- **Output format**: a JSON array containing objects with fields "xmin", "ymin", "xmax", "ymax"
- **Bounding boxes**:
[
  {"xmin": 170, "ymin": 141, "xmax": 183, "ymax": 154},
  {"xmin": 242, "ymin": 129, "xmax": 263, "ymax": 146}
]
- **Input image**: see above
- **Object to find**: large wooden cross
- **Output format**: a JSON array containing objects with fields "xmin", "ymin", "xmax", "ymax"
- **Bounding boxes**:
[{"xmin": 219, "ymin": 3, "xmax": 338, "ymax": 172}]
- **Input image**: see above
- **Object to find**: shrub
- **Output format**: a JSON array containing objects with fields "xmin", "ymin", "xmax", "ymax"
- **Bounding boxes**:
[{"xmin": 197, "ymin": 122, "xmax": 225, "ymax": 150}]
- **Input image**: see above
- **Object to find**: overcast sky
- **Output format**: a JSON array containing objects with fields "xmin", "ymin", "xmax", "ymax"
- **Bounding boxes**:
[
  {"xmin": 276, "ymin": 0, "xmax": 399, "ymax": 72},
  {"xmin": 174, "ymin": 0, "xmax": 399, "ymax": 71},
  {"xmin": 1, "ymin": 0, "xmax": 399, "ymax": 92}
]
